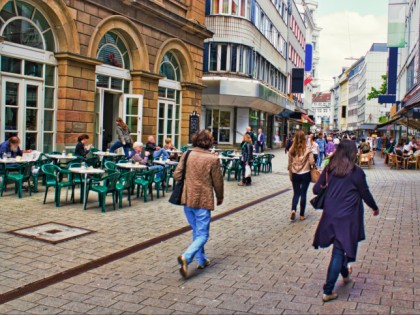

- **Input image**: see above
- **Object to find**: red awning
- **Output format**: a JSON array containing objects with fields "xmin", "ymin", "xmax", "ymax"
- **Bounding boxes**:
[{"xmin": 302, "ymin": 114, "xmax": 315, "ymax": 125}]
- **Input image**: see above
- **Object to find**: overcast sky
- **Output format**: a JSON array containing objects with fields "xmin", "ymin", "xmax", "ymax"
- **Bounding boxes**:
[{"xmin": 316, "ymin": 0, "xmax": 388, "ymax": 90}]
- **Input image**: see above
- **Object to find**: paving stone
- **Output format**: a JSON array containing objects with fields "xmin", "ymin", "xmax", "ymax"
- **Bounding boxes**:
[
  {"xmin": 110, "ymin": 301, "xmax": 143, "ymax": 313},
  {"xmin": 60, "ymin": 301, "xmax": 96, "ymax": 313},
  {"xmin": 1, "ymin": 152, "xmax": 419, "ymax": 314}
]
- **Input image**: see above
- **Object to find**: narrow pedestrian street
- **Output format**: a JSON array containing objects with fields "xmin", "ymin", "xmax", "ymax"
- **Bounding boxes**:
[{"xmin": 0, "ymin": 150, "xmax": 419, "ymax": 314}]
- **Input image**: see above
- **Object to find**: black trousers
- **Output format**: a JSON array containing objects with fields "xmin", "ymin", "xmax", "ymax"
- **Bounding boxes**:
[
  {"xmin": 291, "ymin": 172, "xmax": 311, "ymax": 216},
  {"xmin": 241, "ymin": 162, "xmax": 251, "ymax": 185}
]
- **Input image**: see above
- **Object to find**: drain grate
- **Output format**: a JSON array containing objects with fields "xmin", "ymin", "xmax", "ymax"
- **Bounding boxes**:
[{"xmin": 8, "ymin": 222, "xmax": 95, "ymax": 244}]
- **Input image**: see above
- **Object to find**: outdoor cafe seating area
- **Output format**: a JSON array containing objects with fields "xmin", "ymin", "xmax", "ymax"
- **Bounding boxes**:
[
  {"xmin": 0, "ymin": 147, "xmax": 275, "ymax": 212},
  {"xmin": 356, "ymin": 149, "xmax": 420, "ymax": 170}
]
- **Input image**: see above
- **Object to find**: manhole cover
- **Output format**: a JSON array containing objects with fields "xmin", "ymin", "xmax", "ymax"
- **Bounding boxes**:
[{"xmin": 8, "ymin": 222, "xmax": 96, "ymax": 244}]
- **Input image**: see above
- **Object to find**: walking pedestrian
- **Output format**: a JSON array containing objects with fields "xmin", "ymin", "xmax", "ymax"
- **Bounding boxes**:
[
  {"xmin": 255, "ymin": 128, "xmax": 265, "ymax": 153},
  {"xmin": 238, "ymin": 134, "xmax": 253, "ymax": 186},
  {"xmin": 313, "ymin": 140, "xmax": 379, "ymax": 302},
  {"xmin": 316, "ymin": 133, "xmax": 326, "ymax": 167},
  {"xmin": 109, "ymin": 117, "xmax": 132, "ymax": 158},
  {"xmin": 288, "ymin": 130, "xmax": 315, "ymax": 221},
  {"xmin": 309, "ymin": 134, "xmax": 319, "ymax": 166},
  {"xmin": 175, "ymin": 130, "xmax": 224, "ymax": 278}
]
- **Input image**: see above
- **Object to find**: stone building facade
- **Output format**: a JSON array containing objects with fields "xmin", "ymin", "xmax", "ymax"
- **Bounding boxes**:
[{"xmin": 0, "ymin": 0, "xmax": 211, "ymax": 151}]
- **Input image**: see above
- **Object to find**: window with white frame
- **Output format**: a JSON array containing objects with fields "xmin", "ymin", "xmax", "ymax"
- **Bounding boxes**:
[
  {"xmin": 210, "ymin": 0, "xmax": 250, "ymax": 18},
  {"xmin": 157, "ymin": 52, "xmax": 182, "ymax": 148},
  {"xmin": 0, "ymin": 0, "xmax": 57, "ymax": 151}
]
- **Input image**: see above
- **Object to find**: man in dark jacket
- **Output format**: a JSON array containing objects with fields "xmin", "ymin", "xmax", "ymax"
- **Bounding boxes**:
[
  {"xmin": 255, "ymin": 128, "xmax": 266, "ymax": 153},
  {"xmin": 145, "ymin": 136, "xmax": 169, "ymax": 160}
]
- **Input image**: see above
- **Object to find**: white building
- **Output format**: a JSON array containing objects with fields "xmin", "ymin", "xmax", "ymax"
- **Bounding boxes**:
[
  {"xmin": 347, "ymin": 58, "xmax": 364, "ymax": 131},
  {"xmin": 202, "ymin": 0, "xmax": 298, "ymax": 147},
  {"xmin": 396, "ymin": 0, "xmax": 419, "ymax": 104},
  {"xmin": 357, "ymin": 44, "xmax": 388, "ymax": 127},
  {"xmin": 312, "ymin": 92, "xmax": 331, "ymax": 132},
  {"xmin": 296, "ymin": 0, "xmax": 321, "ymax": 109}
]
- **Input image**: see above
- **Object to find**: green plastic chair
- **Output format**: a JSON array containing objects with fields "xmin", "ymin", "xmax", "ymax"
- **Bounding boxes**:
[
  {"xmin": 116, "ymin": 171, "xmax": 135, "ymax": 208},
  {"xmin": 180, "ymin": 145, "xmax": 189, "ymax": 153},
  {"xmin": 260, "ymin": 154, "xmax": 275, "ymax": 173},
  {"xmin": 165, "ymin": 164, "xmax": 177, "ymax": 192},
  {"xmin": 0, "ymin": 164, "xmax": 6, "ymax": 197},
  {"xmin": 3, "ymin": 162, "xmax": 33, "ymax": 198},
  {"xmin": 58, "ymin": 156, "xmax": 83, "ymax": 170},
  {"xmin": 104, "ymin": 161, "xmax": 117, "ymax": 172},
  {"xmin": 84, "ymin": 172, "xmax": 120, "ymax": 213},
  {"xmin": 134, "ymin": 169, "xmax": 156, "ymax": 203},
  {"xmin": 221, "ymin": 150, "xmax": 234, "ymax": 157},
  {"xmin": 84, "ymin": 156, "xmax": 100, "ymax": 168},
  {"xmin": 226, "ymin": 159, "xmax": 240, "ymax": 181},
  {"xmin": 32, "ymin": 153, "xmax": 53, "ymax": 192},
  {"xmin": 41, "ymin": 164, "xmax": 75, "ymax": 207},
  {"xmin": 252, "ymin": 156, "xmax": 262, "ymax": 176},
  {"xmin": 89, "ymin": 148, "xmax": 99, "ymax": 155},
  {"xmin": 153, "ymin": 166, "xmax": 168, "ymax": 199}
]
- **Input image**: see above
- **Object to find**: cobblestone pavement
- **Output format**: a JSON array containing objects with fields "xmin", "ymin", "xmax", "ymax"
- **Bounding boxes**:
[{"xmin": 0, "ymin": 150, "xmax": 419, "ymax": 314}]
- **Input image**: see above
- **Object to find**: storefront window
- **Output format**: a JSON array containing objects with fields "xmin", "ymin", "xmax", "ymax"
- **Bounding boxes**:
[{"xmin": 205, "ymin": 108, "xmax": 232, "ymax": 144}]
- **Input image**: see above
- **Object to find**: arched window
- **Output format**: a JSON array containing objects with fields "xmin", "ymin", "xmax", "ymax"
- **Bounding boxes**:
[
  {"xmin": 97, "ymin": 32, "xmax": 131, "ymax": 70},
  {"xmin": 0, "ymin": 0, "xmax": 55, "ymax": 51},
  {"xmin": 159, "ymin": 52, "xmax": 181, "ymax": 81}
]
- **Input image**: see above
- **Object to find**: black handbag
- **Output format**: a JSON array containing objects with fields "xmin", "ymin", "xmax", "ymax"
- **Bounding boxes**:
[
  {"xmin": 169, "ymin": 150, "xmax": 192, "ymax": 205},
  {"xmin": 310, "ymin": 171, "xmax": 328, "ymax": 210}
]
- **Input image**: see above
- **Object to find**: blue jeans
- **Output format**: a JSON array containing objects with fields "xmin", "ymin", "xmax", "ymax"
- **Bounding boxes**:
[
  {"xmin": 110, "ymin": 140, "xmax": 131, "ymax": 158},
  {"xmin": 153, "ymin": 149, "xmax": 169, "ymax": 160},
  {"xmin": 317, "ymin": 151, "xmax": 324, "ymax": 167},
  {"xmin": 324, "ymin": 246, "xmax": 349, "ymax": 295},
  {"xmin": 183, "ymin": 206, "xmax": 211, "ymax": 266},
  {"xmin": 149, "ymin": 165, "xmax": 163, "ymax": 179}
]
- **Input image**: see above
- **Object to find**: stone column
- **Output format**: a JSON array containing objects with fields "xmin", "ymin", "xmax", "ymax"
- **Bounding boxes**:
[
  {"xmin": 131, "ymin": 70, "xmax": 163, "ymax": 143},
  {"xmin": 55, "ymin": 53, "xmax": 101, "ymax": 150},
  {"xmin": 181, "ymin": 82, "xmax": 206, "ymax": 145}
]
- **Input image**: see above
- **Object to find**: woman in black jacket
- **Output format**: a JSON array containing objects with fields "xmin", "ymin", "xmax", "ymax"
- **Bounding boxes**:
[
  {"xmin": 74, "ymin": 134, "xmax": 91, "ymax": 158},
  {"xmin": 238, "ymin": 134, "xmax": 253, "ymax": 186}
]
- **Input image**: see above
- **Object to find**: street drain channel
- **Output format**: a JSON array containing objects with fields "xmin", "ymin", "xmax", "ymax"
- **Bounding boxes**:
[{"xmin": 0, "ymin": 188, "xmax": 290, "ymax": 305}]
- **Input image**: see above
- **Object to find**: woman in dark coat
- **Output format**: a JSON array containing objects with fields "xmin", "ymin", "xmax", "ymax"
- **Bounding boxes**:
[
  {"xmin": 238, "ymin": 134, "xmax": 253, "ymax": 186},
  {"xmin": 313, "ymin": 140, "xmax": 379, "ymax": 303}
]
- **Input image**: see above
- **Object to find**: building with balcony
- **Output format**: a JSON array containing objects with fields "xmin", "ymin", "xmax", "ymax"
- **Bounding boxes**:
[
  {"xmin": 202, "ymin": 0, "xmax": 298, "ymax": 147},
  {"xmin": 0, "ymin": 0, "xmax": 211, "ymax": 152}
]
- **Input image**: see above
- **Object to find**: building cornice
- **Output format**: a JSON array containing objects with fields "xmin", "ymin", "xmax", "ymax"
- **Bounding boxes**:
[
  {"xmin": 87, "ymin": 0, "xmax": 213, "ymax": 44},
  {"xmin": 54, "ymin": 52, "xmax": 102, "ymax": 66}
]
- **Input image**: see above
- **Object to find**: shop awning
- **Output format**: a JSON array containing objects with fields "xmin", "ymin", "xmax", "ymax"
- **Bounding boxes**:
[
  {"xmin": 358, "ymin": 124, "xmax": 377, "ymax": 130},
  {"xmin": 302, "ymin": 114, "xmax": 315, "ymax": 125},
  {"xmin": 376, "ymin": 116, "xmax": 402, "ymax": 128}
]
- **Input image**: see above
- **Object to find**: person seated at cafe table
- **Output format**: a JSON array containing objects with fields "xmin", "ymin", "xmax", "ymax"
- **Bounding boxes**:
[
  {"xmin": 0, "ymin": 136, "xmax": 32, "ymax": 158},
  {"xmin": 74, "ymin": 134, "xmax": 92, "ymax": 158},
  {"xmin": 145, "ymin": 136, "xmax": 169, "ymax": 161},
  {"xmin": 129, "ymin": 142, "xmax": 163, "ymax": 178},
  {"xmin": 404, "ymin": 138, "xmax": 417, "ymax": 153},
  {"xmin": 163, "ymin": 138, "xmax": 178, "ymax": 161},
  {"xmin": 358, "ymin": 138, "xmax": 371, "ymax": 154}
]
